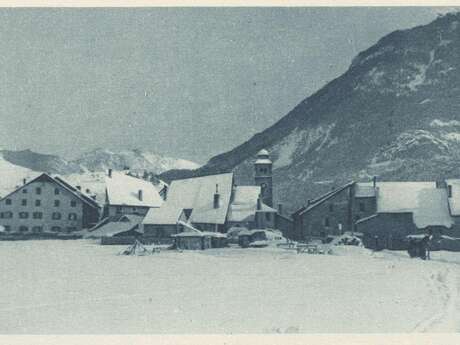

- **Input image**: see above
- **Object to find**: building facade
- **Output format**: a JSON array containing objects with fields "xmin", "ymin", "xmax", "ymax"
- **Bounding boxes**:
[
  {"xmin": 292, "ymin": 182, "xmax": 356, "ymax": 241},
  {"xmin": 0, "ymin": 173, "xmax": 100, "ymax": 234}
]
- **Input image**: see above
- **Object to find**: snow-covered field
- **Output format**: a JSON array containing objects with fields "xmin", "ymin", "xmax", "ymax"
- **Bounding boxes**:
[{"xmin": 0, "ymin": 241, "xmax": 459, "ymax": 334}]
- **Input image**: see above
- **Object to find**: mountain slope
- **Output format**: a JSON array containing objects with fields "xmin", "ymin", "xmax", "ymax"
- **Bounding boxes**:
[
  {"xmin": 0, "ymin": 149, "xmax": 83, "ymax": 175},
  {"xmin": 0, "ymin": 148, "xmax": 200, "ymax": 176},
  {"xmin": 160, "ymin": 12, "xmax": 460, "ymax": 213}
]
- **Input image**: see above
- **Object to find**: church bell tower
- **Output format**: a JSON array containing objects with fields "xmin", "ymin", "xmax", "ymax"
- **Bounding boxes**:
[{"xmin": 254, "ymin": 149, "xmax": 273, "ymax": 207}]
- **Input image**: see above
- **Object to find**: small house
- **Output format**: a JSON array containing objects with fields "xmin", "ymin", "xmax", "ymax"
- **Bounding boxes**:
[
  {"xmin": 104, "ymin": 170, "xmax": 163, "ymax": 217},
  {"xmin": 85, "ymin": 214, "xmax": 145, "ymax": 245}
]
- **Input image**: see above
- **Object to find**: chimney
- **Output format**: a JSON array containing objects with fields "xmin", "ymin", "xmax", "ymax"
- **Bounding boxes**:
[
  {"xmin": 108, "ymin": 169, "xmax": 112, "ymax": 178},
  {"xmin": 307, "ymin": 199, "xmax": 311, "ymax": 206},
  {"xmin": 85, "ymin": 188, "xmax": 90, "ymax": 193},
  {"xmin": 278, "ymin": 203, "xmax": 283, "ymax": 215},
  {"xmin": 213, "ymin": 184, "xmax": 220, "ymax": 209},
  {"xmin": 138, "ymin": 189, "xmax": 143, "ymax": 201},
  {"xmin": 257, "ymin": 196, "xmax": 262, "ymax": 211},
  {"xmin": 23, "ymin": 178, "xmax": 26, "ymax": 185},
  {"xmin": 76, "ymin": 185, "xmax": 81, "ymax": 191},
  {"xmin": 91, "ymin": 195, "xmax": 97, "ymax": 200},
  {"xmin": 372, "ymin": 176, "xmax": 377, "ymax": 188}
]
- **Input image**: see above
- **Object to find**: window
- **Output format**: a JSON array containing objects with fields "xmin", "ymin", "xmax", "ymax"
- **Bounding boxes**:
[
  {"xmin": 265, "ymin": 213, "xmax": 271, "ymax": 221},
  {"xmin": 52, "ymin": 212, "xmax": 62, "ymax": 220},
  {"xmin": 68, "ymin": 213, "xmax": 78, "ymax": 220},
  {"xmin": 70, "ymin": 200, "xmax": 77, "ymax": 207},
  {"xmin": 116, "ymin": 206, "xmax": 122, "ymax": 214},
  {"xmin": 32, "ymin": 226, "xmax": 43, "ymax": 233},
  {"xmin": 19, "ymin": 212, "xmax": 29, "ymax": 219},
  {"xmin": 5, "ymin": 199, "xmax": 12, "ymax": 205},
  {"xmin": 54, "ymin": 200, "xmax": 60, "ymax": 207},
  {"xmin": 19, "ymin": 225, "xmax": 28, "ymax": 232},
  {"xmin": 4, "ymin": 225, "xmax": 11, "ymax": 232},
  {"xmin": 21, "ymin": 199, "xmax": 27, "ymax": 206},
  {"xmin": 54, "ymin": 188, "xmax": 60, "ymax": 195},
  {"xmin": 359, "ymin": 202, "xmax": 365, "ymax": 212},
  {"xmin": 448, "ymin": 185, "xmax": 453, "ymax": 198},
  {"xmin": 0, "ymin": 211, "xmax": 13, "ymax": 219},
  {"xmin": 51, "ymin": 226, "xmax": 61, "ymax": 232},
  {"xmin": 329, "ymin": 204, "xmax": 334, "ymax": 212},
  {"xmin": 35, "ymin": 199, "xmax": 41, "ymax": 207},
  {"xmin": 324, "ymin": 217, "xmax": 330, "ymax": 227},
  {"xmin": 36, "ymin": 187, "xmax": 42, "ymax": 195},
  {"xmin": 33, "ymin": 212, "xmax": 43, "ymax": 219},
  {"xmin": 22, "ymin": 188, "xmax": 28, "ymax": 194}
]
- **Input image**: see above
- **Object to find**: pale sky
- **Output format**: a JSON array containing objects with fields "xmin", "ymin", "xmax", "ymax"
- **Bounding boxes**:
[{"xmin": 0, "ymin": 7, "xmax": 454, "ymax": 163}]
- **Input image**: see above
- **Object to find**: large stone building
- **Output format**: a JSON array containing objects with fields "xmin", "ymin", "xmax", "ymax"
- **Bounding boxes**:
[{"xmin": 0, "ymin": 173, "xmax": 100, "ymax": 234}]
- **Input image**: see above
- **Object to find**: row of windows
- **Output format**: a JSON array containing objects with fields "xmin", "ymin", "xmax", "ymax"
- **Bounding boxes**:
[
  {"xmin": 0, "ymin": 211, "xmax": 78, "ymax": 220},
  {"xmin": 2, "ymin": 225, "xmax": 77, "ymax": 233},
  {"xmin": 4, "ymin": 199, "xmax": 78, "ymax": 207},
  {"xmin": 20, "ymin": 187, "xmax": 62, "ymax": 195}
]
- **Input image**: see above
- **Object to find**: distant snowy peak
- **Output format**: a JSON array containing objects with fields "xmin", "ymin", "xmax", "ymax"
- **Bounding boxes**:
[
  {"xmin": 0, "ymin": 156, "xmax": 38, "ymax": 197},
  {"xmin": 0, "ymin": 149, "xmax": 83, "ymax": 175},
  {"xmin": 74, "ymin": 148, "xmax": 200, "ymax": 174}
]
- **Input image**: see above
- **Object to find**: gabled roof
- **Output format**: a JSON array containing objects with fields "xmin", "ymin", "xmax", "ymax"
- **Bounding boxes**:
[
  {"xmin": 357, "ymin": 181, "xmax": 454, "ymax": 229},
  {"xmin": 297, "ymin": 181, "xmax": 356, "ymax": 216},
  {"xmin": 85, "ymin": 214, "xmax": 144, "ymax": 238},
  {"xmin": 228, "ymin": 186, "xmax": 260, "ymax": 222},
  {"xmin": 105, "ymin": 171, "xmax": 163, "ymax": 208},
  {"xmin": 143, "ymin": 173, "xmax": 234, "ymax": 225},
  {"xmin": 0, "ymin": 173, "xmax": 100, "ymax": 209}
]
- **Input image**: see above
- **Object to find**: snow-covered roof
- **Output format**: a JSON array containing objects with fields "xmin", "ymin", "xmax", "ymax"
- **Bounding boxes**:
[
  {"xmin": 228, "ymin": 186, "xmax": 260, "ymax": 222},
  {"xmin": 255, "ymin": 158, "xmax": 272, "ymax": 165},
  {"xmin": 374, "ymin": 182, "xmax": 453, "ymax": 229},
  {"xmin": 257, "ymin": 149, "xmax": 269, "ymax": 156},
  {"xmin": 355, "ymin": 183, "xmax": 377, "ymax": 198},
  {"xmin": 85, "ymin": 215, "xmax": 144, "ymax": 238},
  {"xmin": 105, "ymin": 171, "xmax": 163, "ymax": 208},
  {"xmin": 445, "ymin": 179, "xmax": 460, "ymax": 216},
  {"xmin": 143, "ymin": 173, "xmax": 234, "ymax": 225},
  {"xmin": 227, "ymin": 186, "xmax": 277, "ymax": 222},
  {"xmin": 0, "ymin": 173, "xmax": 100, "ymax": 209},
  {"xmin": 172, "ymin": 221, "xmax": 227, "ymax": 238}
]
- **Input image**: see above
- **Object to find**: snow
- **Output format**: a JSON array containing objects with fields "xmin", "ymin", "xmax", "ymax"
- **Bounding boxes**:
[
  {"xmin": 357, "ymin": 181, "xmax": 454, "ymax": 228},
  {"xmin": 105, "ymin": 171, "xmax": 163, "ymax": 208},
  {"xmin": 0, "ymin": 240, "xmax": 458, "ymax": 333},
  {"xmin": 405, "ymin": 50, "xmax": 435, "ymax": 92},
  {"xmin": 255, "ymin": 158, "xmax": 272, "ymax": 165},
  {"xmin": 372, "ymin": 182, "xmax": 453, "ymax": 228},
  {"xmin": 0, "ymin": 157, "xmax": 39, "ymax": 198},
  {"xmin": 274, "ymin": 129, "xmax": 303, "ymax": 169},
  {"xmin": 430, "ymin": 119, "xmax": 460, "ymax": 128},
  {"xmin": 143, "ymin": 173, "xmax": 233, "ymax": 225},
  {"xmin": 85, "ymin": 215, "xmax": 144, "ymax": 238},
  {"xmin": 228, "ymin": 186, "xmax": 260, "ymax": 222}
]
